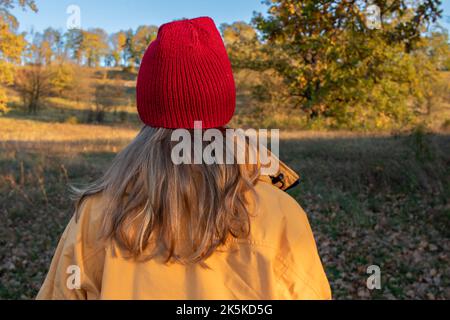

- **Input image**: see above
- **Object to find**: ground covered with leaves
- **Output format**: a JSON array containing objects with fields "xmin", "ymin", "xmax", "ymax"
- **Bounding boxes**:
[
  {"xmin": 283, "ymin": 130, "xmax": 450, "ymax": 299},
  {"xmin": 0, "ymin": 122, "xmax": 449, "ymax": 299}
]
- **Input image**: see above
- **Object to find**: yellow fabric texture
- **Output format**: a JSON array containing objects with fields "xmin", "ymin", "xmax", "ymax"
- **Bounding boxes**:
[{"xmin": 36, "ymin": 181, "xmax": 331, "ymax": 300}]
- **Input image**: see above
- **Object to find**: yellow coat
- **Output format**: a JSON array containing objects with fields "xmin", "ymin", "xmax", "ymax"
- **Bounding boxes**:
[{"xmin": 37, "ymin": 164, "xmax": 331, "ymax": 300}]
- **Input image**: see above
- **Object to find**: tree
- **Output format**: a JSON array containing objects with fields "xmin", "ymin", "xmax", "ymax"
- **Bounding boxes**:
[
  {"xmin": 122, "ymin": 25, "xmax": 157, "ymax": 69},
  {"xmin": 50, "ymin": 62, "xmax": 74, "ymax": 95},
  {"xmin": 64, "ymin": 28, "xmax": 83, "ymax": 64},
  {"xmin": 41, "ymin": 27, "xmax": 64, "ymax": 63},
  {"xmin": 0, "ymin": 0, "xmax": 37, "ymax": 113},
  {"xmin": 27, "ymin": 28, "xmax": 63, "ymax": 65},
  {"xmin": 411, "ymin": 28, "xmax": 450, "ymax": 116},
  {"xmin": 251, "ymin": 0, "xmax": 443, "ymax": 128},
  {"xmin": 425, "ymin": 26, "xmax": 450, "ymax": 71},
  {"xmin": 63, "ymin": 25, "xmax": 156, "ymax": 69},
  {"xmin": 64, "ymin": 28, "xmax": 109, "ymax": 67},
  {"xmin": 81, "ymin": 28, "xmax": 109, "ymax": 67},
  {"xmin": 108, "ymin": 31, "xmax": 127, "ymax": 67},
  {"xmin": 15, "ymin": 64, "xmax": 53, "ymax": 113},
  {"xmin": 131, "ymin": 25, "xmax": 157, "ymax": 66},
  {"xmin": 220, "ymin": 22, "xmax": 268, "ymax": 70}
]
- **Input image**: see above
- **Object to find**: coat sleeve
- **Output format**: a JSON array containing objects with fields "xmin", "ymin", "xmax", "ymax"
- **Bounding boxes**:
[
  {"xmin": 36, "ymin": 196, "xmax": 106, "ymax": 300},
  {"xmin": 276, "ymin": 194, "xmax": 332, "ymax": 300}
]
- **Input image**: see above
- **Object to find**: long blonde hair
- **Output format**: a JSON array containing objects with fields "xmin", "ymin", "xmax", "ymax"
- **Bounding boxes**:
[{"xmin": 72, "ymin": 126, "xmax": 259, "ymax": 264}]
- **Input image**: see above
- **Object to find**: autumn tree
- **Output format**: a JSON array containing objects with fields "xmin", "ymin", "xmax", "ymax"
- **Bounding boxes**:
[
  {"xmin": 81, "ymin": 28, "xmax": 109, "ymax": 67},
  {"xmin": 252, "ymin": 0, "xmax": 443, "ymax": 128},
  {"xmin": 425, "ymin": 26, "xmax": 450, "ymax": 71},
  {"xmin": 27, "ymin": 27, "xmax": 64, "ymax": 65},
  {"xmin": 108, "ymin": 31, "xmax": 127, "ymax": 67},
  {"xmin": 50, "ymin": 62, "xmax": 74, "ymax": 95},
  {"xmin": 65, "ymin": 28, "xmax": 83, "ymax": 64},
  {"xmin": 221, "ymin": 22, "xmax": 289, "ymax": 124},
  {"xmin": 15, "ymin": 64, "xmax": 53, "ymax": 113},
  {"xmin": 121, "ymin": 25, "xmax": 157, "ymax": 69},
  {"xmin": 220, "ymin": 22, "xmax": 268, "ymax": 70},
  {"xmin": 411, "ymin": 28, "xmax": 450, "ymax": 116},
  {"xmin": 0, "ymin": 0, "xmax": 37, "ymax": 113},
  {"xmin": 64, "ymin": 28, "xmax": 108, "ymax": 67},
  {"xmin": 130, "ymin": 25, "xmax": 158, "ymax": 66}
]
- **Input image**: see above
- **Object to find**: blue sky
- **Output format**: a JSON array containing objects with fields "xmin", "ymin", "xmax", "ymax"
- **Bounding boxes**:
[
  {"xmin": 11, "ymin": 0, "xmax": 268, "ymax": 33},
  {"xmin": 11, "ymin": 0, "xmax": 450, "ymax": 34}
]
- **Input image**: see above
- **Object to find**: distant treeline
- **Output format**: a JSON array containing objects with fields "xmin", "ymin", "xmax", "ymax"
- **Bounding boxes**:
[{"xmin": 24, "ymin": 26, "xmax": 159, "ymax": 68}]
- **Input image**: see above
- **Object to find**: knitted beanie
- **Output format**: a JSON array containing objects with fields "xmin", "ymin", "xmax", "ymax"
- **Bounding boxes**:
[{"xmin": 136, "ymin": 17, "xmax": 236, "ymax": 129}]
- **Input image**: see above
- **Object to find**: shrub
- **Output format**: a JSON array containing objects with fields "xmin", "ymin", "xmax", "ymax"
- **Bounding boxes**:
[
  {"xmin": 441, "ymin": 119, "xmax": 450, "ymax": 131},
  {"xmin": 64, "ymin": 116, "xmax": 79, "ymax": 125}
]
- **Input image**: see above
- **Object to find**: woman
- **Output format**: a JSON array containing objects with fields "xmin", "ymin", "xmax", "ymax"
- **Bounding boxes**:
[{"xmin": 37, "ymin": 17, "xmax": 331, "ymax": 300}]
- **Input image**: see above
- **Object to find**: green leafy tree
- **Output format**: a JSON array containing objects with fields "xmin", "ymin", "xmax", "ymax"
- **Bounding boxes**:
[{"xmin": 252, "ymin": 0, "xmax": 443, "ymax": 128}]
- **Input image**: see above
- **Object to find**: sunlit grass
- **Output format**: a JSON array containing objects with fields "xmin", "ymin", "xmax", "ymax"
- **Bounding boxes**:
[{"xmin": 0, "ymin": 117, "xmax": 138, "ymax": 142}]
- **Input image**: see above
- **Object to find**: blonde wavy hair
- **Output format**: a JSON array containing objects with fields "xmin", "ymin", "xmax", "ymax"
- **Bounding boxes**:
[{"xmin": 72, "ymin": 126, "xmax": 260, "ymax": 264}]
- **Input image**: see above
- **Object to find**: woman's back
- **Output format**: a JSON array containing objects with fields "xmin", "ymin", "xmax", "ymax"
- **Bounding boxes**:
[{"xmin": 37, "ymin": 180, "xmax": 331, "ymax": 300}]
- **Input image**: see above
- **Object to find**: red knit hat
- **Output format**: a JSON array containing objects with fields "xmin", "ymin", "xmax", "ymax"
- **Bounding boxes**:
[{"xmin": 136, "ymin": 17, "xmax": 236, "ymax": 129}]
